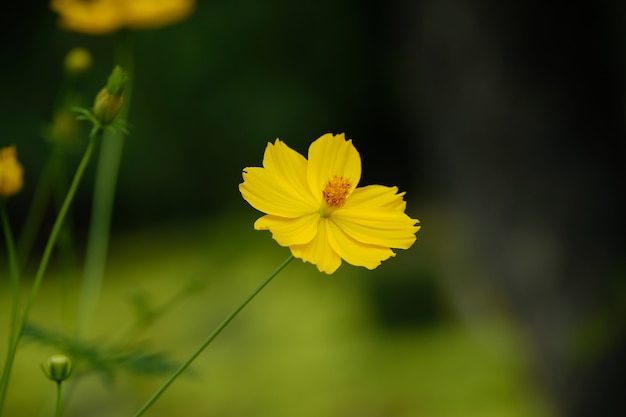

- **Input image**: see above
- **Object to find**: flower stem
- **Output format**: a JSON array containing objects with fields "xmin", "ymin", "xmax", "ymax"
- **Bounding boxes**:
[
  {"xmin": 132, "ymin": 254, "xmax": 294, "ymax": 417},
  {"xmin": 0, "ymin": 131, "xmax": 101, "ymax": 417},
  {"xmin": 16, "ymin": 146, "xmax": 63, "ymax": 269},
  {"xmin": 55, "ymin": 382, "xmax": 63, "ymax": 417},
  {"xmin": 78, "ymin": 31, "xmax": 133, "ymax": 337},
  {"xmin": 23, "ymin": 130, "xmax": 101, "ymax": 328},
  {"xmin": 0, "ymin": 203, "xmax": 22, "ymax": 417}
]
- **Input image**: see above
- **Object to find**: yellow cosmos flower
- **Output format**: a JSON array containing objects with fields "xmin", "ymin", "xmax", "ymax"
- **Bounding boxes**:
[
  {"xmin": 239, "ymin": 133, "xmax": 421, "ymax": 274},
  {"xmin": 0, "ymin": 145, "xmax": 24, "ymax": 198},
  {"xmin": 50, "ymin": 0, "xmax": 196, "ymax": 35}
]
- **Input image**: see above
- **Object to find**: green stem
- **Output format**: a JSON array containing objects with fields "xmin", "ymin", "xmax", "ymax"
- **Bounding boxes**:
[
  {"xmin": 0, "ymin": 204, "xmax": 22, "ymax": 416},
  {"xmin": 17, "ymin": 146, "xmax": 80, "ymax": 331},
  {"xmin": 132, "ymin": 254, "xmax": 294, "ymax": 417},
  {"xmin": 0, "ymin": 132, "xmax": 101, "ymax": 417},
  {"xmin": 16, "ymin": 147, "xmax": 62, "ymax": 269},
  {"xmin": 78, "ymin": 31, "xmax": 133, "ymax": 337},
  {"xmin": 23, "ymin": 131, "xmax": 100, "ymax": 326},
  {"xmin": 55, "ymin": 382, "xmax": 63, "ymax": 417}
]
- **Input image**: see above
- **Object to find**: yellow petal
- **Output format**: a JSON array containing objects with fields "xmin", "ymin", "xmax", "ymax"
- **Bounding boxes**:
[
  {"xmin": 239, "ymin": 140, "xmax": 318, "ymax": 217},
  {"xmin": 332, "ymin": 211, "xmax": 419, "ymax": 249},
  {"xmin": 240, "ymin": 168, "xmax": 315, "ymax": 217},
  {"xmin": 262, "ymin": 139, "xmax": 317, "ymax": 204},
  {"xmin": 289, "ymin": 220, "xmax": 342, "ymax": 274},
  {"xmin": 51, "ymin": 0, "xmax": 123, "ymax": 35},
  {"xmin": 326, "ymin": 220, "xmax": 396, "ymax": 270},
  {"xmin": 123, "ymin": 0, "xmax": 195, "ymax": 29},
  {"xmin": 345, "ymin": 185, "xmax": 407, "ymax": 211},
  {"xmin": 333, "ymin": 185, "xmax": 420, "ymax": 249},
  {"xmin": 306, "ymin": 133, "xmax": 361, "ymax": 201},
  {"xmin": 254, "ymin": 213, "xmax": 319, "ymax": 246}
]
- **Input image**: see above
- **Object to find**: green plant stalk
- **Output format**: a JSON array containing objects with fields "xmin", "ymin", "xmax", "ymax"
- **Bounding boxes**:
[
  {"xmin": 0, "ymin": 204, "xmax": 22, "ymax": 416},
  {"xmin": 16, "ymin": 146, "xmax": 63, "ymax": 269},
  {"xmin": 77, "ymin": 127, "xmax": 125, "ymax": 335},
  {"xmin": 23, "ymin": 131, "xmax": 100, "ymax": 330},
  {"xmin": 78, "ymin": 31, "xmax": 133, "ymax": 337},
  {"xmin": 18, "ymin": 64, "xmax": 82, "ymax": 270},
  {"xmin": 55, "ymin": 382, "xmax": 63, "ymax": 417},
  {"xmin": 0, "ymin": 131, "xmax": 100, "ymax": 417},
  {"xmin": 132, "ymin": 254, "xmax": 294, "ymax": 417},
  {"xmin": 17, "ymin": 145, "xmax": 80, "ymax": 331},
  {"xmin": 52, "ymin": 164, "xmax": 81, "ymax": 333}
]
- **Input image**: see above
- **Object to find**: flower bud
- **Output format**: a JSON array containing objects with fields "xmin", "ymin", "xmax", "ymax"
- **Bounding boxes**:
[
  {"xmin": 93, "ymin": 66, "xmax": 128, "ymax": 124},
  {"xmin": 42, "ymin": 354, "xmax": 73, "ymax": 383},
  {"xmin": 0, "ymin": 145, "xmax": 24, "ymax": 198},
  {"xmin": 64, "ymin": 47, "xmax": 92, "ymax": 77}
]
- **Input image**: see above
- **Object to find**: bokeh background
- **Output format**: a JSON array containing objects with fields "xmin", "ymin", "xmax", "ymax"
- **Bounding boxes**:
[{"xmin": 1, "ymin": 1, "xmax": 625, "ymax": 416}]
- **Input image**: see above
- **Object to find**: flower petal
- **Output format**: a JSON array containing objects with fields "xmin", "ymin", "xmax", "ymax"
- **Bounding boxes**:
[
  {"xmin": 51, "ymin": 0, "xmax": 123, "ymax": 35},
  {"xmin": 123, "ymin": 0, "xmax": 195, "ymax": 29},
  {"xmin": 254, "ymin": 213, "xmax": 319, "ymax": 246},
  {"xmin": 333, "ymin": 185, "xmax": 420, "ymax": 248},
  {"xmin": 51, "ymin": 0, "xmax": 195, "ymax": 34},
  {"xmin": 326, "ymin": 220, "xmax": 397, "ymax": 270},
  {"xmin": 344, "ymin": 185, "xmax": 408, "ymax": 211},
  {"xmin": 289, "ymin": 220, "xmax": 342, "ymax": 274},
  {"xmin": 262, "ymin": 139, "xmax": 317, "ymax": 204},
  {"xmin": 307, "ymin": 133, "xmax": 361, "ymax": 201},
  {"xmin": 239, "ymin": 140, "xmax": 318, "ymax": 217},
  {"xmin": 332, "ymin": 211, "xmax": 419, "ymax": 249}
]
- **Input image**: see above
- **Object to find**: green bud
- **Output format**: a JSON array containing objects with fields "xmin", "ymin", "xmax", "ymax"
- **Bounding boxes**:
[
  {"xmin": 93, "ymin": 66, "xmax": 128, "ymax": 124},
  {"xmin": 42, "ymin": 354, "xmax": 73, "ymax": 383},
  {"xmin": 104, "ymin": 66, "xmax": 128, "ymax": 96},
  {"xmin": 93, "ymin": 88, "xmax": 124, "ymax": 124}
]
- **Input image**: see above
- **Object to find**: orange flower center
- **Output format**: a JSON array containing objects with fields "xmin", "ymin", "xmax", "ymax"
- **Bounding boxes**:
[{"xmin": 322, "ymin": 175, "xmax": 351, "ymax": 209}]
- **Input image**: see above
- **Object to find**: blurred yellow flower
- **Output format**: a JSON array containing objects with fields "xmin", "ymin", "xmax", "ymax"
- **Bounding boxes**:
[
  {"xmin": 50, "ymin": 0, "xmax": 196, "ymax": 35},
  {"xmin": 240, "ymin": 133, "xmax": 421, "ymax": 274},
  {"xmin": 64, "ymin": 47, "xmax": 92, "ymax": 76},
  {"xmin": 0, "ymin": 146, "xmax": 24, "ymax": 198}
]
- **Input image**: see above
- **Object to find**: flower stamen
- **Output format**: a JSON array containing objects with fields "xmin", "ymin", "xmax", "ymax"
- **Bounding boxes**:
[{"xmin": 322, "ymin": 175, "xmax": 351, "ymax": 209}]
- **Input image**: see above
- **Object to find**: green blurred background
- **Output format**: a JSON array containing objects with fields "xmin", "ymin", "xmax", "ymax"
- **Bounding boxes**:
[{"xmin": 1, "ymin": 1, "xmax": 625, "ymax": 416}]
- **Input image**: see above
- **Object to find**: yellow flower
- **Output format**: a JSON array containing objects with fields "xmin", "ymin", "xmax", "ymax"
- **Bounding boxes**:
[
  {"xmin": 64, "ymin": 47, "xmax": 92, "ymax": 76},
  {"xmin": 239, "ymin": 133, "xmax": 421, "ymax": 274},
  {"xmin": 0, "ymin": 146, "xmax": 24, "ymax": 198},
  {"xmin": 50, "ymin": 0, "xmax": 196, "ymax": 35}
]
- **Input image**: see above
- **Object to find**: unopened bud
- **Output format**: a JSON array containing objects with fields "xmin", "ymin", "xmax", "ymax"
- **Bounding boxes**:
[
  {"xmin": 104, "ymin": 66, "xmax": 128, "ymax": 96},
  {"xmin": 42, "ymin": 354, "xmax": 73, "ymax": 383},
  {"xmin": 93, "ymin": 66, "xmax": 128, "ymax": 124}
]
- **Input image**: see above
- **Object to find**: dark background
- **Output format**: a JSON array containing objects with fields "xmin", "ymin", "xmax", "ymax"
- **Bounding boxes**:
[{"xmin": 1, "ymin": 1, "xmax": 625, "ymax": 416}]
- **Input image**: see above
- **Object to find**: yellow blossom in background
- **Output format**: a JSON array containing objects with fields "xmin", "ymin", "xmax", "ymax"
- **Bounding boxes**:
[
  {"xmin": 50, "ymin": 0, "xmax": 196, "ymax": 35},
  {"xmin": 49, "ymin": 109, "xmax": 80, "ymax": 144},
  {"xmin": 0, "ymin": 146, "xmax": 24, "ymax": 198},
  {"xmin": 64, "ymin": 47, "xmax": 92, "ymax": 76},
  {"xmin": 240, "ymin": 133, "xmax": 420, "ymax": 274}
]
